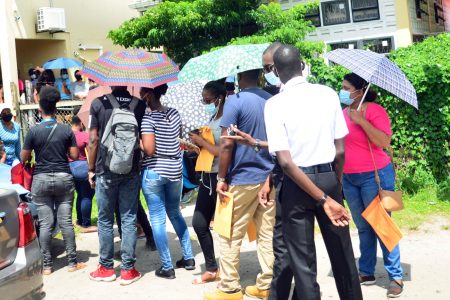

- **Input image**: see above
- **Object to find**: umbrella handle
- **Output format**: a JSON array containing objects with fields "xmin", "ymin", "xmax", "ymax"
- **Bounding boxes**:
[{"xmin": 357, "ymin": 82, "xmax": 372, "ymax": 111}]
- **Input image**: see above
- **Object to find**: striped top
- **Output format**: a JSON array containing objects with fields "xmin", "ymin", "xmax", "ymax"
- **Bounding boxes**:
[
  {"xmin": 0, "ymin": 122, "xmax": 21, "ymax": 163},
  {"xmin": 141, "ymin": 107, "xmax": 182, "ymax": 181}
]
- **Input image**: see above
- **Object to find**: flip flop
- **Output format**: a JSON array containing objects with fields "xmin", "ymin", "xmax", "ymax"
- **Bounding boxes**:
[{"xmin": 192, "ymin": 271, "xmax": 220, "ymax": 285}]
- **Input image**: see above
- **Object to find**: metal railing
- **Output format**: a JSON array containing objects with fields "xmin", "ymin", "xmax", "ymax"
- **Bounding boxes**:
[{"xmin": 18, "ymin": 100, "xmax": 83, "ymax": 138}]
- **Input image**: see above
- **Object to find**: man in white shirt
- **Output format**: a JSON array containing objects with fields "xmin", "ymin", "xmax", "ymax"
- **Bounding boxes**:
[{"xmin": 265, "ymin": 44, "xmax": 362, "ymax": 300}]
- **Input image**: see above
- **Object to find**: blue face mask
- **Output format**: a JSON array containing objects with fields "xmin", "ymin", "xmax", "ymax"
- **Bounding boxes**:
[
  {"xmin": 204, "ymin": 101, "xmax": 219, "ymax": 116},
  {"xmin": 339, "ymin": 90, "xmax": 355, "ymax": 106},
  {"xmin": 62, "ymin": 74, "xmax": 69, "ymax": 80},
  {"xmin": 264, "ymin": 71, "xmax": 281, "ymax": 86}
]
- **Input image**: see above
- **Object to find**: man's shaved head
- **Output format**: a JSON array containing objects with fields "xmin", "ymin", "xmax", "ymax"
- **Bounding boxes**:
[
  {"xmin": 273, "ymin": 44, "xmax": 303, "ymax": 84},
  {"xmin": 263, "ymin": 42, "xmax": 284, "ymax": 66}
]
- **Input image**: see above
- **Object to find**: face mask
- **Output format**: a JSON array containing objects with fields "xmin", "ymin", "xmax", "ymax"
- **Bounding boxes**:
[
  {"xmin": 2, "ymin": 113, "xmax": 13, "ymax": 123},
  {"xmin": 204, "ymin": 98, "xmax": 220, "ymax": 116},
  {"xmin": 339, "ymin": 90, "xmax": 355, "ymax": 106},
  {"xmin": 264, "ymin": 71, "xmax": 281, "ymax": 86},
  {"xmin": 62, "ymin": 74, "xmax": 69, "ymax": 79},
  {"xmin": 31, "ymin": 74, "xmax": 37, "ymax": 80},
  {"xmin": 75, "ymin": 75, "xmax": 82, "ymax": 81}
]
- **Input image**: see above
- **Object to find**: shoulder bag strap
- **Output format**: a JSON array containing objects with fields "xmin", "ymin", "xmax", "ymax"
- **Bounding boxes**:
[
  {"xmin": 106, "ymin": 94, "xmax": 120, "ymax": 109},
  {"xmin": 37, "ymin": 124, "xmax": 58, "ymax": 161},
  {"xmin": 364, "ymin": 104, "xmax": 398, "ymax": 191},
  {"xmin": 129, "ymin": 97, "xmax": 140, "ymax": 111}
]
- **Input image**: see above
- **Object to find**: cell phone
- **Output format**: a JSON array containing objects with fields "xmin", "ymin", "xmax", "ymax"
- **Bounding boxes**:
[
  {"xmin": 227, "ymin": 126, "xmax": 236, "ymax": 136},
  {"xmin": 189, "ymin": 129, "xmax": 200, "ymax": 135}
]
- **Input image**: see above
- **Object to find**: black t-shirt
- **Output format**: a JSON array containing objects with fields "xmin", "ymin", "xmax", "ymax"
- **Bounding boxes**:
[
  {"xmin": 23, "ymin": 120, "xmax": 77, "ymax": 175},
  {"xmin": 89, "ymin": 89, "xmax": 146, "ymax": 175}
]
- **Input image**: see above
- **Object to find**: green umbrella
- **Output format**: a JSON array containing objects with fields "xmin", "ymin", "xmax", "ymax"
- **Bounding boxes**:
[{"xmin": 178, "ymin": 43, "xmax": 269, "ymax": 82}]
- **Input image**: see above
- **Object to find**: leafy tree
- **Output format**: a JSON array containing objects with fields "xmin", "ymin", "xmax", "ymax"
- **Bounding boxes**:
[{"xmin": 108, "ymin": 0, "xmax": 323, "ymax": 64}]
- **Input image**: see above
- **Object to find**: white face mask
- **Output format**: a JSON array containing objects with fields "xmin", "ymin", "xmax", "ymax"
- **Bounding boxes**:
[{"xmin": 264, "ymin": 71, "xmax": 281, "ymax": 86}]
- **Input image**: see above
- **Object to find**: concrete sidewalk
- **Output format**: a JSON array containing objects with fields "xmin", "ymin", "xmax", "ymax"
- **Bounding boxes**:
[{"xmin": 42, "ymin": 204, "xmax": 450, "ymax": 300}]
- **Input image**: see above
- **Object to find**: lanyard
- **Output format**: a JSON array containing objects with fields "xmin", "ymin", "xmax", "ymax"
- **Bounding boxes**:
[{"xmin": 40, "ymin": 118, "xmax": 56, "ymax": 124}]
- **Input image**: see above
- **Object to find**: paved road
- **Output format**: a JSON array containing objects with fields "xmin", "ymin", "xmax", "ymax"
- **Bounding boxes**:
[{"xmin": 43, "ymin": 204, "xmax": 450, "ymax": 300}]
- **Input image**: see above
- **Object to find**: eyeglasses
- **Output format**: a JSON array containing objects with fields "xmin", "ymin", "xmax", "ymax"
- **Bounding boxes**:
[
  {"xmin": 263, "ymin": 64, "xmax": 274, "ymax": 74},
  {"xmin": 201, "ymin": 97, "xmax": 217, "ymax": 105}
]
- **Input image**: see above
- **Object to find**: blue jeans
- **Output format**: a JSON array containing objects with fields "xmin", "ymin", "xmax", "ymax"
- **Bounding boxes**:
[
  {"xmin": 141, "ymin": 169, "xmax": 194, "ymax": 270},
  {"xmin": 74, "ymin": 179, "xmax": 94, "ymax": 227},
  {"xmin": 343, "ymin": 163, "xmax": 403, "ymax": 280},
  {"xmin": 96, "ymin": 171, "xmax": 140, "ymax": 270}
]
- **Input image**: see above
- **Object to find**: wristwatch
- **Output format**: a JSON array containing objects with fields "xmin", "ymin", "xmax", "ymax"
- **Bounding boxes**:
[
  {"xmin": 253, "ymin": 139, "xmax": 261, "ymax": 152},
  {"xmin": 217, "ymin": 176, "xmax": 227, "ymax": 183},
  {"xmin": 317, "ymin": 194, "xmax": 328, "ymax": 207}
]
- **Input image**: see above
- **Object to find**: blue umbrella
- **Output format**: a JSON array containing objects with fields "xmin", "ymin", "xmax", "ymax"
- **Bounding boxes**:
[
  {"xmin": 324, "ymin": 49, "xmax": 418, "ymax": 110},
  {"xmin": 43, "ymin": 57, "xmax": 83, "ymax": 69}
]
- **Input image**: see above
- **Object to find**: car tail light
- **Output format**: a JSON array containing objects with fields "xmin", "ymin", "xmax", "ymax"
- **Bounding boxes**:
[{"xmin": 17, "ymin": 202, "xmax": 37, "ymax": 247}]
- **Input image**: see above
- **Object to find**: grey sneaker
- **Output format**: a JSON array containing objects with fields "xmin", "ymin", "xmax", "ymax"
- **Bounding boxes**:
[
  {"xmin": 359, "ymin": 275, "xmax": 376, "ymax": 285},
  {"xmin": 387, "ymin": 280, "xmax": 404, "ymax": 298}
]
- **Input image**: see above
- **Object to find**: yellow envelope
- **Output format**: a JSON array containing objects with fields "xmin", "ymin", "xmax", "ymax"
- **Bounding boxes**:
[
  {"xmin": 195, "ymin": 126, "xmax": 215, "ymax": 172},
  {"xmin": 362, "ymin": 194, "xmax": 403, "ymax": 252},
  {"xmin": 247, "ymin": 220, "xmax": 257, "ymax": 242},
  {"xmin": 213, "ymin": 192, "xmax": 234, "ymax": 239}
]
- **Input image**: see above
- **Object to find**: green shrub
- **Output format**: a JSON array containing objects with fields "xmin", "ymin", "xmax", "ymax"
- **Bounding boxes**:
[
  {"xmin": 397, "ymin": 164, "xmax": 437, "ymax": 195},
  {"xmin": 310, "ymin": 33, "xmax": 450, "ymax": 184},
  {"xmin": 437, "ymin": 177, "xmax": 450, "ymax": 201}
]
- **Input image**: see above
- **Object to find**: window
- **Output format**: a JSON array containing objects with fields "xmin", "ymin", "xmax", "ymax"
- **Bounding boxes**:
[
  {"xmin": 329, "ymin": 41, "xmax": 358, "ymax": 50},
  {"xmin": 321, "ymin": 1, "xmax": 351, "ymax": 26},
  {"xmin": 415, "ymin": 0, "xmax": 429, "ymax": 19},
  {"xmin": 305, "ymin": 7, "xmax": 321, "ymax": 27},
  {"xmin": 362, "ymin": 38, "xmax": 393, "ymax": 53},
  {"xmin": 351, "ymin": 0, "xmax": 380, "ymax": 22},
  {"xmin": 434, "ymin": 0, "xmax": 445, "ymax": 25}
]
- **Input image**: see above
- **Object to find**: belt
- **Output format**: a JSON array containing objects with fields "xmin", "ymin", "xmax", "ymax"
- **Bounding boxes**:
[{"xmin": 300, "ymin": 163, "xmax": 334, "ymax": 174}]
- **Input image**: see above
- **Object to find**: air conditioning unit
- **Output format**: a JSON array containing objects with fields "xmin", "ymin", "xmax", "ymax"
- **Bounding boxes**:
[{"xmin": 36, "ymin": 7, "xmax": 66, "ymax": 33}]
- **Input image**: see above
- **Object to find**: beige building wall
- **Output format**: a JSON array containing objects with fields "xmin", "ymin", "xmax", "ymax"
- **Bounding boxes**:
[{"xmin": 11, "ymin": 0, "xmax": 139, "ymax": 79}]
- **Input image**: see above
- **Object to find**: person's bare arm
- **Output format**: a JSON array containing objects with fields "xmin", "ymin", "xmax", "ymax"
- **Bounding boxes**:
[
  {"xmin": 189, "ymin": 133, "xmax": 220, "ymax": 156},
  {"xmin": 142, "ymin": 134, "xmax": 156, "ymax": 157},
  {"xmin": 348, "ymin": 109, "xmax": 391, "ymax": 148},
  {"xmin": 68, "ymin": 146, "xmax": 79, "ymax": 161},
  {"xmin": 20, "ymin": 150, "xmax": 32, "ymax": 163},
  {"xmin": 0, "ymin": 151, "xmax": 6, "ymax": 164},
  {"xmin": 276, "ymin": 150, "xmax": 351, "ymax": 226},
  {"xmin": 334, "ymin": 138, "xmax": 345, "ymax": 184},
  {"xmin": 216, "ymin": 127, "xmax": 235, "ymax": 201},
  {"xmin": 88, "ymin": 128, "xmax": 99, "ymax": 188},
  {"xmin": 220, "ymin": 124, "xmax": 269, "ymax": 148}
]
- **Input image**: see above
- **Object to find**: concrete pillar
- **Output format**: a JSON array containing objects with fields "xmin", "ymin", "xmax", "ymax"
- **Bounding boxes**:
[
  {"xmin": 0, "ymin": 0, "xmax": 19, "ymax": 107},
  {"xmin": 395, "ymin": 0, "xmax": 414, "ymax": 48}
]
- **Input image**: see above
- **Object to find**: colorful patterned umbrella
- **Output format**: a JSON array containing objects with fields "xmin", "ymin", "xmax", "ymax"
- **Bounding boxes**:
[
  {"xmin": 43, "ymin": 57, "xmax": 82, "ymax": 69},
  {"xmin": 77, "ymin": 86, "xmax": 140, "ymax": 127},
  {"xmin": 161, "ymin": 81, "xmax": 209, "ymax": 140},
  {"xmin": 178, "ymin": 44, "xmax": 269, "ymax": 82},
  {"xmin": 324, "ymin": 49, "xmax": 418, "ymax": 109},
  {"xmin": 80, "ymin": 50, "xmax": 179, "ymax": 88}
]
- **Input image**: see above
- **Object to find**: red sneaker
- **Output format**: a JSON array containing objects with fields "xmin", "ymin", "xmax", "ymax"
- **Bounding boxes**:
[
  {"xmin": 120, "ymin": 268, "xmax": 142, "ymax": 286},
  {"xmin": 89, "ymin": 265, "xmax": 116, "ymax": 282}
]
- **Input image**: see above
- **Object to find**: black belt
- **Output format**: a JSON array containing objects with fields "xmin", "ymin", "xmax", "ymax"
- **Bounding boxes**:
[{"xmin": 300, "ymin": 163, "xmax": 334, "ymax": 174}]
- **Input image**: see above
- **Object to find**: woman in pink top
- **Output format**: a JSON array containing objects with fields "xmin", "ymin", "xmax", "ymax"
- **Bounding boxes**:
[
  {"xmin": 69, "ymin": 115, "xmax": 96, "ymax": 233},
  {"xmin": 340, "ymin": 73, "xmax": 403, "ymax": 298}
]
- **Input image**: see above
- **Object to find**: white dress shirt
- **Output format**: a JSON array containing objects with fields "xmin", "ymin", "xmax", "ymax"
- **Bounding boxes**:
[{"xmin": 264, "ymin": 76, "xmax": 348, "ymax": 167}]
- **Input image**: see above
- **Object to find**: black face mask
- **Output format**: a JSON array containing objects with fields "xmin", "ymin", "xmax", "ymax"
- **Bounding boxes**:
[
  {"xmin": 2, "ymin": 113, "xmax": 13, "ymax": 122},
  {"xmin": 75, "ymin": 75, "xmax": 82, "ymax": 81}
]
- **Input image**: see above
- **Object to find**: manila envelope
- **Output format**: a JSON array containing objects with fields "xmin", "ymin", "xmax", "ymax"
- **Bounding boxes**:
[
  {"xmin": 195, "ymin": 126, "xmax": 215, "ymax": 172},
  {"xmin": 213, "ymin": 192, "xmax": 234, "ymax": 239}
]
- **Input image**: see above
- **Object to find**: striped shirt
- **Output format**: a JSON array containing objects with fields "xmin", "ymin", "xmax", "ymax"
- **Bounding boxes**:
[{"xmin": 141, "ymin": 108, "xmax": 182, "ymax": 181}]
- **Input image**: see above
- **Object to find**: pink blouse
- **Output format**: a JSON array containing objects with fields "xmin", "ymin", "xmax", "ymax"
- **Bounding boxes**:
[{"xmin": 343, "ymin": 103, "xmax": 392, "ymax": 174}]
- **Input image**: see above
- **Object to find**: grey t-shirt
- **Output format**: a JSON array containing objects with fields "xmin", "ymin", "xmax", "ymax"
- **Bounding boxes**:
[{"xmin": 209, "ymin": 117, "xmax": 222, "ymax": 173}]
